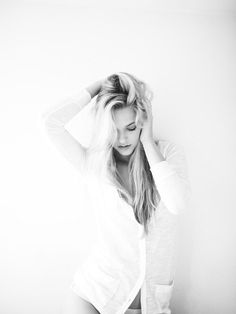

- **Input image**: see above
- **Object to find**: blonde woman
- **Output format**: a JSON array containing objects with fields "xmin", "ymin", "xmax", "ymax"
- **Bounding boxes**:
[{"xmin": 42, "ymin": 72, "xmax": 191, "ymax": 314}]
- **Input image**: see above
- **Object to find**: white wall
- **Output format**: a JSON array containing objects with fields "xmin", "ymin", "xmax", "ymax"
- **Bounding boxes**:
[{"xmin": 0, "ymin": 1, "xmax": 235, "ymax": 313}]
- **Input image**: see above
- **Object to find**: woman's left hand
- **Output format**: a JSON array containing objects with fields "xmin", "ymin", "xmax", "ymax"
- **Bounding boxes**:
[{"xmin": 140, "ymin": 102, "xmax": 154, "ymax": 143}]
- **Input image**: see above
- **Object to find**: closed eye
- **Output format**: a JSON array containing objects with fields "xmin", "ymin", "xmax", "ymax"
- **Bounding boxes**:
[{"xmin": 128, "ymin": 127, "xmax": 136, "ymax": 131}]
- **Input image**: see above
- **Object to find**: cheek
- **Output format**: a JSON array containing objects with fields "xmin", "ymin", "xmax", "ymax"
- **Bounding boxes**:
[{"xmin": 130, "ymin": 130, "xmax": 141, "ymax": 143}]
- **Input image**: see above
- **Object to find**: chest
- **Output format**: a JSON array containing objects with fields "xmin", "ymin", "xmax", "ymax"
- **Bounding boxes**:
[{"xmin": 116, "ymin": 164, "xmax": 133, "ymax": 196}]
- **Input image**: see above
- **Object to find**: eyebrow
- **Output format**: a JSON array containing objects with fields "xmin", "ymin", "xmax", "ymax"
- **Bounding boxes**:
[{"xmin": 125, "ymin": 121, "xmax": 135, "ymax": 127}]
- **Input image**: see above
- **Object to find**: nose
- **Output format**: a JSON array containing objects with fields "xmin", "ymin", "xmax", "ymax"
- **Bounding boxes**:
[{"xmin": 117, "ymin": 131, "xmax": 128, "ymax": 145}]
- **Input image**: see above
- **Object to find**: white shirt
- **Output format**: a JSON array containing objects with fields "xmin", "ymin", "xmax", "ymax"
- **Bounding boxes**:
[{"xmin": 41, "ymin": 88, "xmax": 191, "ymax": 314}]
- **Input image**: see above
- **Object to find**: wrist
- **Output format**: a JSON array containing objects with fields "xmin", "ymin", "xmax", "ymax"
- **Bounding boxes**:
[
  {"xmin": 85, "ymin": 80, "xmax": 102, "ymax": 98},
  {"xmin": 141, "ymin": 137, "xmax": 155, "ymax": 145},
  {"xmin": 142, "ymin": 139, "xmax": 165, "ymax": 166}
]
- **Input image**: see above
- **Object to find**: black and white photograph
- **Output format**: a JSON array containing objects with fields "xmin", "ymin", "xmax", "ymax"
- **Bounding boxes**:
[{"xmin": 0, "ymin": 1, "xmax": 235, "ymax": 313}]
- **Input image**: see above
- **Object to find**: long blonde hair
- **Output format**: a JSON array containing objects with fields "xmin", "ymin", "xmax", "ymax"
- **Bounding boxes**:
[{"xmin": 87, "ymin": 72, "xmax": 160, "ymax": 235}]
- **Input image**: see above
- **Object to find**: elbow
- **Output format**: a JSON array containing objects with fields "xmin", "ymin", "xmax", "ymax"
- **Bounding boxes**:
[
  {"xmin": 41, "ymin": 112, "xmax": 53, "ymax": 126},
  {"xmin": 41, "ymin": 108, "xmax": 53, "ymax": 124},
  {"xmin": 41, "ymin": 112, "xmax": 52, "ymax": 129},
  {"xmin": 162, "ymin": 184, "xmax": 192, "ymax": 215},
  {"xmin": 164, "ymin": 201, "xmax": 185, "ymax": 216},
  {"xmin": 41, "ymin": 113, "xmax": 63, "ymax": 132},
  {"xmin": 41, "ymin": 111, "xmax": 47, "ymax": 122},
  {"xmin": 171, "ymin": 196, "xmax": 190, "ymax": 215}
]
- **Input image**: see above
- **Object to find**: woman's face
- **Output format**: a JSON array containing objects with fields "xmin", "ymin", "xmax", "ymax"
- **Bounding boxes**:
[{"xmin": 113, "ymin": 107, "xmax": 141, "ymax": 158}]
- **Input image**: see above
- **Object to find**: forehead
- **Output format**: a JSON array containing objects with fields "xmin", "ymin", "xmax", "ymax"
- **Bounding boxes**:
[{"xmin": 113, "ymin": 107, "xmax": 136, "ymax": 127}]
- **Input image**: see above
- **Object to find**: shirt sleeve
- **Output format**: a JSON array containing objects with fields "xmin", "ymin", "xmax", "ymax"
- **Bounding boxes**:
[
  {"xmin": 150, "ymin": 141, "xmax": 192, "ymax": 215},
  {"xmin": 41, "ymin": 88, "xmax": 92, "ymax": 176}
]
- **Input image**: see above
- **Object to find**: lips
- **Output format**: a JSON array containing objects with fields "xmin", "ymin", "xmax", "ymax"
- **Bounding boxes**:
[{"xmin": 119, "ymin": 145, "xmax": 130, "ymax": 148}]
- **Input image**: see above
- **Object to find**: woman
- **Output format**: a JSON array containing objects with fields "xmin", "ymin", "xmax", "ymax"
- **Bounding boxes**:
[{"xmin": 42, "ymin": 72, "xmax": 191, "ymax": 314}]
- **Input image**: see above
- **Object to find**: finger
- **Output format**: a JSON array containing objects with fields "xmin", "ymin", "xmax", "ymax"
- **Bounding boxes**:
[{"xmin": 146, "ymin": 105, "xmax": 152, "ymax": 118}]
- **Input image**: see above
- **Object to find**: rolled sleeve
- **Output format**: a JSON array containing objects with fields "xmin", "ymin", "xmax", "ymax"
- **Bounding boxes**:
[{"xmin": 150, "ymin": 141, "xmax": 192, "ymax": 215}]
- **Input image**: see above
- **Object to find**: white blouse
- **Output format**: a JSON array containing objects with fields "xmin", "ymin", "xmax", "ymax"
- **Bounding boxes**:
[{"xmin": 41, "ymin": 88, "xmax": 191, "ymax": 314}]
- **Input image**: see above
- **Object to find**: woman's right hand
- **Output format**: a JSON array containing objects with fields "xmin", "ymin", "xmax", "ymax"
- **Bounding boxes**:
[{"xmin": 85, "ymin": 78, "xmax": 106, "ymax": 98}]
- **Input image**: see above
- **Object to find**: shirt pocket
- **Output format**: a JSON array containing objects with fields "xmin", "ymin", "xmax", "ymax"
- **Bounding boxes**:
[{"xmin": 154, "ymin": 279, "xmax": 174, "ymax": 314}]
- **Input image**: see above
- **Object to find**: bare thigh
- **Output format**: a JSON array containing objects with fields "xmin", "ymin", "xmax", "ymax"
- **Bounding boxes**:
[{"xmin": 63, "ymin": 290, "xmax": 100, "ymax": 314}]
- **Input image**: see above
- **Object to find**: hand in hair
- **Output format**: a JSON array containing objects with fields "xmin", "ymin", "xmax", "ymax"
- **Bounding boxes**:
[
  {"xmin": 140, "ymin": 102, "xmax": 154, "ymax": 144},
  {"xmin": 85, "ymin": 78, "xmax": 106, "ymax": 98}
]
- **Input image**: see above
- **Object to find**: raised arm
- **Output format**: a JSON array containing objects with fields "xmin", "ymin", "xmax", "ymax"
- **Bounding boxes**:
[
  {"xmin": 41, "ymin": 79, "xmax": 104, "ymax": 175},
  {"xmin": 149, "ymin": 140, "xmax": 192, "ymax": 215}
]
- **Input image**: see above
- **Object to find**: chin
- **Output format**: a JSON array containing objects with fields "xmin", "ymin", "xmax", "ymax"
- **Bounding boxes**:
[
  {"xmin": 119, "ymin": 152, "xmax": 131, "ymax": 156},
  {"xmin": 119, "ymin": 147, "xmax": 134, "ymax": 156}
]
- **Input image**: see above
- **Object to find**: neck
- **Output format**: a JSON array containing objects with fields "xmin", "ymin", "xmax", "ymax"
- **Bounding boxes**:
[{"xmin": 113, "ymin": 148, "xmax": 131, "ymax": 165}]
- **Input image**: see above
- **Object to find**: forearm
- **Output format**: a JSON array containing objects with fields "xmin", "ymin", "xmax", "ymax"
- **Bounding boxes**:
[
  {"xmin": 142, "ymin": 139, "xmax": 165, "ymax": 168},
  {"xmin": 42, "ymin": 77, "xmax": 105, "ymax": 127},
  {"xmin": 42, "ymin": 89, "xmax": 92, "ymax": 127},
  {"xmin": 147, "ymin": 140, "xmax": 191, "ymax": 214},
  {"xmin": 41, "ymin": 89, "xmax": 92, "ymax": 175}
]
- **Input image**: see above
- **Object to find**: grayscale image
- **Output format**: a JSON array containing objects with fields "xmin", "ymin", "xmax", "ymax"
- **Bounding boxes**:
[{"xmin": 0, "ymin": 1, "xmax": 235, "ymax": 314}]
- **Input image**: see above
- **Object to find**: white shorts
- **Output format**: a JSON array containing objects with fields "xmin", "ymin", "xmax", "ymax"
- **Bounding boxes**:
[{"xmin": 124, "ymin": 309, "xmax": 142, "ymax": 314}]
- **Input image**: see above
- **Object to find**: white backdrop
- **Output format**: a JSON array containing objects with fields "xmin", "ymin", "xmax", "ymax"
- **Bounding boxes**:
[{"xmin": 0, "ymin": 1, "xmax": 236, "ymax": 313}]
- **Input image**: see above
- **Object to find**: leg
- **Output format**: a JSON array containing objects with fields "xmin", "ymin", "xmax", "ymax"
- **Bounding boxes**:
[{"xmin": 63, "ymin": 290, "xmax": 100, "ymax": 314}]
